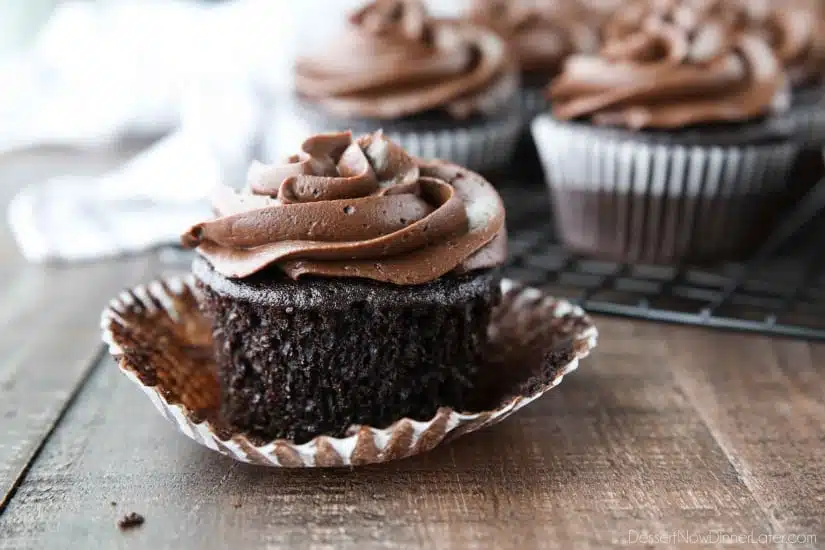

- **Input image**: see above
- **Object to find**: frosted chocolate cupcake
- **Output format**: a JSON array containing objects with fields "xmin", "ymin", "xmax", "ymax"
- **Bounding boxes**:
[
  {"xmin": 468, "ymin": 0, "xmax": 599, "ymax": 121},
  {"xmin": 575, "ymin": 0, "xmax": 628, "ymax": 50},
  {"xmin": 749, "ymin": 0, "xmax": 825, "ymax": 199},
  {"xmin": 270, "ymin": 0, "xmax": 520, "ymax": 174},
  {"xmin": 532, "ymin": 0, "xmax": 798, "ymax": 264},
  {"xmin": 608, "ymin": 0, "xmax": 825, "ymax": 146},
  {"xmin": 182, "ymin": 131, "xmax": 507, "ymax": 443},
  {"xmin": 756, "ymin": 0, "xmax": 825, "ymax": 146},
  {"xmin": 744, "ymin": 0, "xmax": 825, "ymax": 92}
]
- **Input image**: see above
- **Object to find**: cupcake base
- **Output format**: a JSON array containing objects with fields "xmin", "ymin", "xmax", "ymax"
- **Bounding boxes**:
[
  {"xmin": 531, "ymin": 115, "xmax": 799, "ymax": 265},
  {"xmin": 194, "ymin": 256, "xmax": 500, "ymax": 444},
  {"xmin": 100, "ymin": 275, "xmax": 598, "ymax": 467}
]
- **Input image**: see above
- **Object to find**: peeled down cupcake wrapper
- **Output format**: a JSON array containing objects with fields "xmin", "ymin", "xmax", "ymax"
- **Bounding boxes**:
[
  {"xmin": 263, "ymin": 104, "xmax": 522, "ymax": 174},
  {"xmin": 531, "ymin": 115, "xmax": 799, "ymax": 265},
  {"xmin": 100, "ymin": 276, "xmax": 597, "ymax": 467}
]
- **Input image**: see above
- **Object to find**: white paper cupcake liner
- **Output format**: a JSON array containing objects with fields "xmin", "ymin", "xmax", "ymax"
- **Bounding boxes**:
[
  {"xmin": 531, "ymin": 115, "xmax": 799, "ymax": 264},
  {"xmin": 100, "ymin": 275, "xmax": 598, "ymax": 467},
  {"xmin": 262, "ymin": 104, "xmax": 522, "ymax": 174}
]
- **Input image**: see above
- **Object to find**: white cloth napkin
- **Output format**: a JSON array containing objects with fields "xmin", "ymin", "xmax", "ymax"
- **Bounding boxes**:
[
  {"xmin": 4, "ymin": 0, "xmax": 280, "ymax": 261},
  {"xmin": 9, "ymin": 77, "xmax": 262, "ymax": 261},
  {"xmin": 4, "ymin": 0, "xmax": 469, "ymax": 262}
]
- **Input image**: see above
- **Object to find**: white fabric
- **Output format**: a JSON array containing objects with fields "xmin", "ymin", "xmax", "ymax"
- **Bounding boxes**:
[{"xmin": 3, "ymin": 0, "xmax": 468, "ymax": 262}]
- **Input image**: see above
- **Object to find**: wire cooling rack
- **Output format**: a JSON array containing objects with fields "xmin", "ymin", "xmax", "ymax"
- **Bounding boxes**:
[
  {"xmin": 158, "ymin": 164, "xmax": 825, "ymax": 341},
  {"xmin": 499, "ymin": 178, "xmax": 825, "ymax": 341}
]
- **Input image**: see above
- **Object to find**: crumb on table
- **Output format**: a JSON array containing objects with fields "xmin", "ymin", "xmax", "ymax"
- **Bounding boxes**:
[{"xmin": 118, "ymin": 512, "xmax": 145, "ymax": 530}]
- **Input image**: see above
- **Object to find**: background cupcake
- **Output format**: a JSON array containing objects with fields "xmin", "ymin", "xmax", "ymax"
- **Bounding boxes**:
[
  {"xmin": 753, "ymin": 0, "xmax": 825, "ymax": 100},
  {"xmin": 576, "ymin": 0, "xmax": 627, "ymax": 41},
  {"xmin": 750, "ymin": 0, "xmax": 825, "ymax": 205},
  {"xmin": 467, "ymin": 0, "xmax": 599, "ymax": 121},
  {"xmin": 182, "ymin": 130, "xmax": 508, "ymax": 443},
  {"xmin": 267, "ymin": 0, "xmax": 521, "ymax": 174},
  {"xmin": 609, "ymin": 0, "xmax": 825, "ymax": 146},
  {"xmin": 758, "ymin": 0, "xmax": 825, "ymax": 150},
  {"xmin": 532, "ymin": 0, "xmax": 798, "ymax": 265}
]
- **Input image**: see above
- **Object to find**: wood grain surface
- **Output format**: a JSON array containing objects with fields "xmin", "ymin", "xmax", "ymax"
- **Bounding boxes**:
[
  {"xmin": 0, "ymin": 151, "xmax": 823, "ymax": 549},
  {"xmin": 1, "ymin": 318, "xmax": 823, "ymax": 549},
  {"xmin": 0, "ymin": 148, "xmax": 155, "ymax": 509}
]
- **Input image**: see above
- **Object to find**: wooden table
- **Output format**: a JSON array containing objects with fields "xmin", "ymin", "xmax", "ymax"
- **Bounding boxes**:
[{"xmin": 0, "ymin": 149, "xmax": 823, "ymax": 550}]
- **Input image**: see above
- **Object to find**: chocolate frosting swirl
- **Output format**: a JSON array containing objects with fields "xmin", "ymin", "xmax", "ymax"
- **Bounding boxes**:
[
  {"xmin": 550, "ymin": 0, "xmax": 788, "ymax": 129},
  {"xmin": 182, "ymin": 131, "xmax": 507, "ymax": 285},
  {"xmin": 294, "ymin": 0, "xmax": 518, "ymax": 119},
  {"xmin": 753, "ymin": 0, "xmax": 825, "ymax": 88},
  {"xmin": 607, "ymin": 0, "xmax": 825, "ymax": 88},
  {"xmin": 468, "ymin": 0, "xmax": 599, "ymax": 78}
]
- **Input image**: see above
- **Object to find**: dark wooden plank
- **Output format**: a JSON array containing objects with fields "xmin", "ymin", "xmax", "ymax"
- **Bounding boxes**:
[
  {"xmin": 0, "ymin": 318, "xmax": 775, "ymax": 549},
  {"xmin": 662, "ymin": 325, "xmax": 825, "ymax": 542},
  {"xmin": 0, "ymin": 147, "xmax": 156, "ymax": 507}
]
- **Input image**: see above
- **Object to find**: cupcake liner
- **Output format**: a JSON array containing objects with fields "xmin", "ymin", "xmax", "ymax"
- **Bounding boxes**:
[
  {"xmin": 519, "ymin": 86, "xmax": 549, "ymax": 123},
  {"xmin": 262, "ymin": 102, "xmax": 522, "ymax": 174},
  {"xmin": 783, "ymin": 86, "xmax": 825, "ymax": 149},
  {"xmin": 784, "ymin": 87, "xmax": 825, "ymax": 207},
  {"xmin": 785, "ymin": 104, "xmax": 825, "ymax": 149},
  {"xmin": 100, "ymin": 276, "xmax": 598, "ymax": 467},
  {"xmin": 531, "ymin": 115, "xmax": 799, "ymax": 264},
  {"xmin": 787, "ymin": 84, "xmax": 825, "ymax": 148}
]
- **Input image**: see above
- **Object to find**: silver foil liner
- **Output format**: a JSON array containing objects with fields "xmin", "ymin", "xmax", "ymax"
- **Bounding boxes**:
[
  {"xmin": 100, "ymin": 276, "xmax": 598, "ymax": 467},
  {"xmin": 262, "ymin": 104, "xmax": 522, "ymax": 174},
  {"xmin": 531, "ymin": 115, "xmax": 799, "ymax": 264}
]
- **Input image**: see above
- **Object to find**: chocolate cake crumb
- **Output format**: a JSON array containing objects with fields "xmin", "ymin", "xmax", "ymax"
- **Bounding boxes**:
[
  {"xmin": 118, "ymin": 512, "xmax": 144, "ymax": 530},
  {"xmin": 195, "ymin": 256, "xmax": 500, "ymax": 443}
]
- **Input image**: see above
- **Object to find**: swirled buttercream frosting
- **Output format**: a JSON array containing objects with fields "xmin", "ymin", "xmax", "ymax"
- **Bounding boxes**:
[
  {"xmin": 752, "ymin": 0, "xmax": 825, "ymax": 88},
  {"xmin": 607, "ymin": 0, "xmax": 825, "ymax": 88},
  {"xmin": 294, "ymin": 0, "xmax": 518, "ymax": 119},
  {"xmin": 182, "ymin": 131, "xmax": 507, "ymax": 285},
  {"xmin": 468, "ymin": 0, "xmax": 599, "ymax": 78},
  {"xmin": 550, "ymin": 0, "xmax": 788, "ymax": 129}
]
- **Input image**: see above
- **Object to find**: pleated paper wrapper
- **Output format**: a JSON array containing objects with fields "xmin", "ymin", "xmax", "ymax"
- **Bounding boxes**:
[
  {"xmin": 531, "ymin": 115, "xmax": 799, "ymax": 265},
  {"xmin": 101, "ymin": 276, "xmax": 598, "ymax": 467}
]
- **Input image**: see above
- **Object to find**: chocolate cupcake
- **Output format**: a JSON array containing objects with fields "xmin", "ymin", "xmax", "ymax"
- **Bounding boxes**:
[
  {"xmin": 467, "ymin": 0, "xmax": 599, "ymax": 121},
  {"xmin": 751, "ymin": 0, "xmax": 825, "ymax": 202},
  {"xmin": 609, "ymin": 0, "xmax": 825, "ymax": 146},
  {"xmin": 267, "ymin": 0, "xmax": 521, "ymax": 174},
  {"xmin": 182, "ymin": 130, "xmax": 508, "ymax": 443},
  {"xmin": 757, "ymin": 0, "xmax": 825, "ymax": 147},
  {"xmin": 532, "ymin": 0, "xmax": 799, "ymax": 265}
]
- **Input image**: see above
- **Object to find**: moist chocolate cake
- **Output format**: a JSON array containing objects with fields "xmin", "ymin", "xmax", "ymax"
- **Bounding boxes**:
[
  {"xmin": 194, "ymin": 257, "xmax": 498, "ymax": 443},
  {"xmin": 182, "ymin": 130, "xmax": 508, "ymax": 443}
]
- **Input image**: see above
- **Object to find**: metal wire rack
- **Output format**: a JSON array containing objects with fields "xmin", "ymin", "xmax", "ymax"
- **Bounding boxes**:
[
  {"xmin": 158, "ymin": 164, "xmax": 825, "ymax": 341},
  {"xmin": 499, "ymin": 178, "xmax": 825, "ymax": 340}
]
